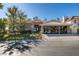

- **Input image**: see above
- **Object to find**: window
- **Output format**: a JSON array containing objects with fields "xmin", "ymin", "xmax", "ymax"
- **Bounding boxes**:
[{"xmin": 74, "ymin": 20, "xmax": 76, "ymax": 23}]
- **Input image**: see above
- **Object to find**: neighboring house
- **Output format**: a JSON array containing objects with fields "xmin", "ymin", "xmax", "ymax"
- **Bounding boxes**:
[{"xmin": 67, "ymin": 16, "xmax": 79, "ymax": 34}]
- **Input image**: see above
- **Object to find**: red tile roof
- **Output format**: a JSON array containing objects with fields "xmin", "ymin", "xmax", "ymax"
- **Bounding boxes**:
[{"xmin": 32, "ymin": 21, "xmax": 44, "ymax": 25}]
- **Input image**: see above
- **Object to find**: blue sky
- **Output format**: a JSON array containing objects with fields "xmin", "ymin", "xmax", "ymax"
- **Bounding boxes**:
[{"xmin": 1, "ymin": 3, "xmax": 79, "ymax": 20}]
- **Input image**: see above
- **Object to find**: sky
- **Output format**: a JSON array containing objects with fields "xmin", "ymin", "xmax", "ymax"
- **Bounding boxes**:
[{"xmin": 1, "ymin": 3, "xmax": 79, "ymax": 20}]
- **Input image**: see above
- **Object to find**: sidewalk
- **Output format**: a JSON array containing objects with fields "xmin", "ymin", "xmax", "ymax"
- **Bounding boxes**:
[{"xmin": 42, "ymin": 34, "xmax": 79, "ymax": 40}]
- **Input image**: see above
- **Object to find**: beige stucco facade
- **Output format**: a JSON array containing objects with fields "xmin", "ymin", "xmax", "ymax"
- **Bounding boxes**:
[{"xmin": 40, "ymin": 16, "xmax": 79, "ymax": 34}]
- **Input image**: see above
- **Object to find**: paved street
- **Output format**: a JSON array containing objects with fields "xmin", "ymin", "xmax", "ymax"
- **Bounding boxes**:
[{"xmin": 30, "ymin": 36, "xmax": 79, "ymax": 56}]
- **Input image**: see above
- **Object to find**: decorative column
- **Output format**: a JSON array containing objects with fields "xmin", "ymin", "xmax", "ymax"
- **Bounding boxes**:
[
  {"xmin": 58, "ymin": 26, "xmax": 60, "ymax": 34},
  {"xmin": 40, "ymin": 26, "xmax": 43, "ymax": 34},
  {"xmin": 67, "ymin": 26, "xmax": 69, "ymax": 34}
]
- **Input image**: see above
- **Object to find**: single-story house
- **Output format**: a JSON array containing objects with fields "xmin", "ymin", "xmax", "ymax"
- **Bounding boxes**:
[{"xmin": 32, "ymin": 16, "xmax": 79, "ymax": 34}]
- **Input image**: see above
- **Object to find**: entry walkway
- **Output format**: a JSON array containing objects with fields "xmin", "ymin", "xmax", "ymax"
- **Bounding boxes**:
[{"xmin": 47, "ymin": 34, "xmax": 79, "ymax": 36}]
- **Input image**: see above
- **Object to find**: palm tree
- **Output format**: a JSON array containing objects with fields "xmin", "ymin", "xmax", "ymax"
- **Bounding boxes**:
[
  {"xmin": 17, "ymin": 10, "xmax": 27, "ymax": 31},
  {"xmin": 33, "ymin": 16, "xmax": 41, "ymax": 21},
  {"xmin": 0, "ymin": 18, "xmax": 5, "ymax": 32},
  {"xmin": 6, "ymin": 6, "xmax": 18, "ymax": 32},
  {"xmin": 0, "ymin": 3, "xmax": 3, "ymax": 31},
  {"xmin": 0, "ymin": 3, "xmax": 3, "ymax": 9},
  {"xmin": 2, "ymin": 6, "xmax": 41, "ymax": 55},
  {"xmin": 0, "ymin": 18, "xmax": 7, "ymax": 41},
  {"xmin": 18, "ymin": 10, "xmax": 27, "ymax": 21},
  {"xmin": 0, "ymin": 3, "xmax": 4, "ymax": 31}
]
